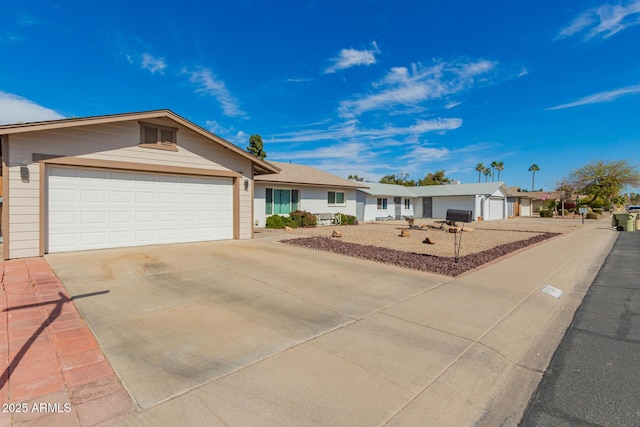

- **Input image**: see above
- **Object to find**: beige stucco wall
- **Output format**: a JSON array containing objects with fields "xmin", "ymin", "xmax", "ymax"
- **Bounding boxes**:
[{"xmin": 6, "ymin": 118, "xmax": 254, "ymax": 258}]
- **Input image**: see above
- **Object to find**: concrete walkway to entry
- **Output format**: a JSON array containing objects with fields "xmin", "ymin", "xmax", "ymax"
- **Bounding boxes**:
[{"xmin": 0, "ymin": 218, "xmax": 621, "ymax": 426}]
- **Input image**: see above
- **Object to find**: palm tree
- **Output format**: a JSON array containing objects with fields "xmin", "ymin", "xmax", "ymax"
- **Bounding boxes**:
[
  {"xmin": 495, "ymin": 161, "xmax": 504, "ymax": 181},
  {"xmin": 528, "ymin": 164, "xmax": 540, "ymax": 191},
  {"xmin": 483, "ymin": 167, "xmax": 492, "ymax": 182},
  {"xmin": 475, "ymin": 163, "xmax": 485, "ymax": 183},
  {"xmin": 490, "ymin": 161, "xmax": 498, "ymax": 182}
]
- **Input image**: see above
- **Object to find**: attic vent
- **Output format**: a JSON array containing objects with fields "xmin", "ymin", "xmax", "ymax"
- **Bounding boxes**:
[
  {"xmin": 160, "ymin": 129, "xmax": 174, "ymax": 145},
  {"xmin": 144, "ymin": 126, "xmax": 158, "ymax": 143},
  {"xmin": 139, "ymin": 121, "xmax": 178, "ymax": 151}
]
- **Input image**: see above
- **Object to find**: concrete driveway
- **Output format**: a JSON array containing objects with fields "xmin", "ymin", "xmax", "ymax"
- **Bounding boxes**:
[
  {"xmin": 45, "ymin": 223, "xmax": 618, "ymax": 426},
  {"xmin": 46, "ymin": 236, "xmax": 448, "ymax": 410}
]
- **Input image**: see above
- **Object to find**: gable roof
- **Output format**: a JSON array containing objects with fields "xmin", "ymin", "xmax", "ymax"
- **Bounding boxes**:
[
  {"xmin": 359, "ymin": 181, "xmax": 512, "ymax": 198},
  {"xmin": 254, "ymin": 162, "xmax": 368, "ymax": 189},
  {"xmin": 0, "ymin": 109, "xmax": 279, "ymax": 175}
]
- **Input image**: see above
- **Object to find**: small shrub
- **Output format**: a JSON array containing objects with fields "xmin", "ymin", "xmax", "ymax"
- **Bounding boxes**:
[
  {"xmin": 586, "ymin": 212, "xmax": 599, "ymax": 219},
  {"xmin": 559, "ymin": 209, "xmax": 568, "ymax": 216},
  {"xmin": 265, "ymin": 215, "xmax": 285, "ymax": 228},
  {"xmin": 339, "ymin": 213, "xmax": 358, "ymax": 225},
  {"xmin": 289, "ymin": 210, "xmax": 317, "ymax": 227},
  {"xmin": 592, "ymin": 208, "xmax": 604, "ymax": 215},
  {"xmin": 539, "ymin": 209, "xmax": 553, "ymax": 218},
  {"xmin": 543, "ymin": 200, "xmax": 557, "ymax": 210}
]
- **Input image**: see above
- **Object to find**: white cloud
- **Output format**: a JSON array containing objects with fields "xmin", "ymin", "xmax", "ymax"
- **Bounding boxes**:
[
  {"xmin": 141, "ymin": 53, "xmax": 167, "ymax": 74},
  {"xmin": 547, "ymin": 84, "xmax": 640, "ymax": 110},
  {"xmin": 286, "ymin": 77, "xmax": 313, "ymax": 83},
  {"xmin": 517, "ymin": 67, "xmax": 529, "ymax": 77},
  {"xmin": 444, "ymin": 101, "xmax": 462, "ymax": 109},
  {"xmin": 339, "ymin": 58, "xmax": 497, "ymax": 117},
  {"xmin": 557, "ymin": 1, "xmax": 640, "ymax": 40},
  {"xmin": 324, "ymin": 41, "xmax": 380, "ymax": 74},
  {"xmin": 0, "ymin": 92, "xmax": 64, "ymax": 124},
  {"xmin": 184, "ymin": 67, "xmax": 246, "ymax": 117},
  {"xmin": 400, "ymin": 146, "xmax": 450, "ymax": 161},
  {"xmin": 268, "ymin": 117, "xmax": 462, "ymax": 144}
]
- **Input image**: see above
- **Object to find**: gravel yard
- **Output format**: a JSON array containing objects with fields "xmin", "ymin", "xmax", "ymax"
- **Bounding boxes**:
[
  {"xmin": 268, "ymin": 216, "xmax": 595, "ymax": 276},
  {"xmin": 278, "ymin": 217, "xmax": 586, "ymax": 258}
]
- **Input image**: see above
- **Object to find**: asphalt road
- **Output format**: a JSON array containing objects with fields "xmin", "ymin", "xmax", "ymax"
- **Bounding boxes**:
[{"xmin": 520, "ymin": 231, "xmax": 640, "ymax": 426}]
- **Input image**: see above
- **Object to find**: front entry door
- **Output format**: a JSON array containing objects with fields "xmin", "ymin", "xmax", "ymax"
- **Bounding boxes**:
[
  {"xmin": 422, "ymin": 197, "xmax": 433, "ymax": 218},
  {"xmin": 394, "ymin": 197, "xmax": 402, "ymax": 219}
]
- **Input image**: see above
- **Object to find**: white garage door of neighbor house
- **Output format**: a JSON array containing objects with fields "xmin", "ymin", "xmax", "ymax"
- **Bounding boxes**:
[
  {"xmin": 47, "ymin": 166, "xmax": 233, "ymax": 253},
  {"xmin": 488, "ymin": 198, "xmax": 505, "ymax": 220}
]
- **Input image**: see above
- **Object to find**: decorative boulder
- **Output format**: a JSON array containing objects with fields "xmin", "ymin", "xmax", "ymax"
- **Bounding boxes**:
[
  {"xmin": 400, "ymin": 230, "xmax": 411, "ymax": 237},
  {"xmin": 422, "ymin": 237, "xmax": 435, "ymax": 244},
  {"xmin": 332, "ymin": 230, "xmax": 342, "ymax": 238},
  {"xmin": 284, "ymin": 226, "xmax": 294, "ymax": 232}
]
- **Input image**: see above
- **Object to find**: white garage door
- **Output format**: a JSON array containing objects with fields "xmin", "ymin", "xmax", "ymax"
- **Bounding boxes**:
[
  {"xmin": 47, "ymin": 166, "xmax": 233, "ymax": 253},
  {"xmin": 488, "ymin": 198, "xmax": 505, "ymax": 220}
]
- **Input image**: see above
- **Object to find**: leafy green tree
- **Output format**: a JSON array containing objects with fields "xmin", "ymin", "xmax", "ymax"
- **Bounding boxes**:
[
  {"xmin": 379, "ymin": 173, "xmax": 416, "ymax": 186},
  {"xmin": 247, "ymin": 134, "xmax": 267, "ymax": 159},
  {"xmin": 475, "ymin": 163, "xmax": 485, "ymax": 183},
  {"xmin": 483, "ymin": 167, "xmax": 492, "ymax": 182},
  {"xmin": 528, "ymin": 164, "xmax": 540, "ymax": 191},
  {"xmin": 568, "ymin": 160, "xmax": 640, "ymax": 205},
  {"xmin": 418, "ymin": 170, "xmax": 452, "ymax": 186},
  {"xmin": 495, "ymin": 161, "xmax": 504, "ymax": 181}
]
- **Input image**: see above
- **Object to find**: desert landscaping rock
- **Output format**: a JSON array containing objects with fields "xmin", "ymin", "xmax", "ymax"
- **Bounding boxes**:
[{"xmin": 282, "ymin": 232, "xmax": 560, "ymax": 276}]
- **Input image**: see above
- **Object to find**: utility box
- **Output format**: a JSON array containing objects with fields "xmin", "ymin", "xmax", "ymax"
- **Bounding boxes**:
[{"xmin": 446, "ymin": 209, "xmax": 473, "ymax": 223}]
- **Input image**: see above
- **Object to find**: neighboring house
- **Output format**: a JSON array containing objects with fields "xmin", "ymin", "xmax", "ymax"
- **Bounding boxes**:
[
  {"xmin": 357, "ymin": 182, "xmax": 511, "ymax": 222},
  {"xmin": 253, "ymin": 162, "xmax": 368, "ymax": 227},
  {"xmin": 0, "ymin": 110, "xmax": 279, "ymax": 259},
  {"xmin": 508, "ymin": 186, "xmax": 534, "ymax": 217},
  {"xmin": 356, "ymin": 183, "xmax": 417, "ymax": 221},
  {"xmin": 527, "ymin": 191, "xmax": 562, "ymax": 213}
]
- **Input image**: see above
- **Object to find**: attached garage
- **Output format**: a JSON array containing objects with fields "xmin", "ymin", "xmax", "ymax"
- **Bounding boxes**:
[
  {"xmin": 47, "ymin": 166, "xmax": 233, "ymax": 252},
  {"xmin": 1, "ymin": 110, "xmax": 279, "ymax": 259},
  {"xmin": 488, "ymin": 197, "xmax": 505, "ymax": 221}
]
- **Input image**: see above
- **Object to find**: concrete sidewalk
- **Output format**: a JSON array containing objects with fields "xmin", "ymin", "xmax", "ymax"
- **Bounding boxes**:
[
  {"xmin": 115, "ymin": 220, "xmax": 618, "ymax": 426},
  {"xmin": 520, "ymin": 231, "xmax": 640, "ymax": 426}
]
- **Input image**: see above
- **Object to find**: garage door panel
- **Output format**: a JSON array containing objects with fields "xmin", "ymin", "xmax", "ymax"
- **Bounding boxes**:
[
  {"xmin": 110, "ymin": 191, "xmax": 133, "ymax": 203},
  {"xmin": 135, "ymin": 211, "xmax": 157, "ymax": 223},
  {"xmin": 135, "ymin": 192, "xmax": 156, "ymax": 204},
  {"xmin": 80, "ymin": 231, "xmax": 107, "ymax": 246},
  {"xmin": 81, "ymin": 211, "xmax": 106, "ymax": 224},
  {"xmin": 47, "ymin": 166, "xmax": 234, "ymax": 253},
  {"xmin": 109, "ymin": 231, "xmax": 133, "ymax": 245}
]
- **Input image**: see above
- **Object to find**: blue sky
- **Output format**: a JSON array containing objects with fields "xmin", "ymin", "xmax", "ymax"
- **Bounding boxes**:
[{"xmin": 2, "ymin": 1, "xmax": 640, "ymax": 191}]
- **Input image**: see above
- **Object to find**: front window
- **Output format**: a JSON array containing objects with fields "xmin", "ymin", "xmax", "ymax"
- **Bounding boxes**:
[
  {"xmin": 328, "ymin": 191, "xmax": 345, "ymax": 205},
  {"xmin": 404, "ymin": 199, "xmax": 411, "ymax": 209},
  {"xmin": 377, "ymin": 198, "xmax": 387, "ymax": 210},
  {"xmin": 266, "ymin": 188, "xmax": 299, "ymax": 215}
]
